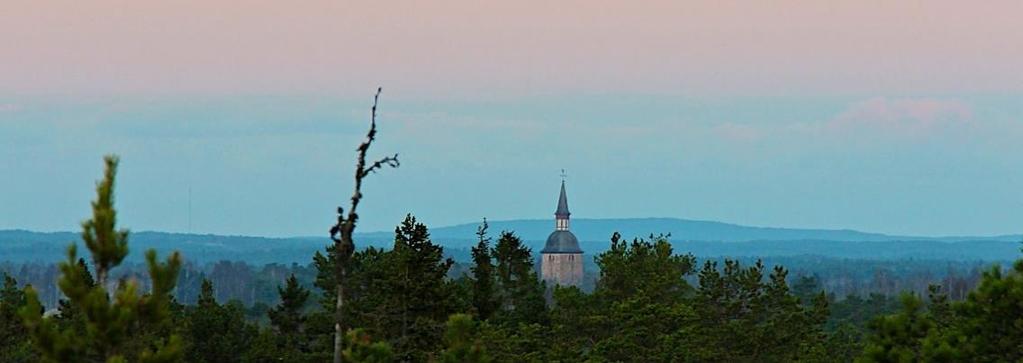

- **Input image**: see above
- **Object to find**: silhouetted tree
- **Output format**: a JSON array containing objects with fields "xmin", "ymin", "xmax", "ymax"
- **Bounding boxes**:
[
  {"xmin": 470, "ymin": 219, "xmax": 498, "ymax": 321},
  {"xmin": 327, "ymin": 88, "xmax": 399, "ymax": 363},
  {"xmin": 492, "ymin": 231, "xmax": 547, "ymax": 326}
]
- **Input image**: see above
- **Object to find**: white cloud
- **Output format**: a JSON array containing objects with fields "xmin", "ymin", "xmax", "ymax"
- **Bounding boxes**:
[{"xmin": 825, "ymin": 98, "xmax": 973, "ymax": 137}]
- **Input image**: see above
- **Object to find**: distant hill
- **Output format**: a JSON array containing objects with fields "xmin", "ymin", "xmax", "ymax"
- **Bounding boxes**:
[
  {"xmin": 2, "ymin": 218, "xmax": 1019, "ymax": 264},
  {"xmin": 362, "ymin": 217, "xmax": 1020, "ymax": 245}
]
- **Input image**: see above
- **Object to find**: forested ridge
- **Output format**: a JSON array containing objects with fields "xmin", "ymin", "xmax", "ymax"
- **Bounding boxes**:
[{"xmin": 3, "ymin": 209, "xmax": 1022, "ymax": 362}]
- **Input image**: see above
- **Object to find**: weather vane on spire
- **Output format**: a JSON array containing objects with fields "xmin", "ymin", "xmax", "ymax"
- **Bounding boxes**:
[{"xmin": 560, "ymin": 168, "xmax": 567, "ymax": 182}]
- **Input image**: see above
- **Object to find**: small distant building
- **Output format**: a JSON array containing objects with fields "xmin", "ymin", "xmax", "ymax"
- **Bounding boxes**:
[{"xmin": 540, "ymin": 180, "xmax": 584, "ymax": 287}]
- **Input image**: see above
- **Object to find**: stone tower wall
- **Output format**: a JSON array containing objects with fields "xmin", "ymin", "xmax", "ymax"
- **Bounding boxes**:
[{"xmin": 541, "ymin": 253, "xmax": 583, "ymax": 287}]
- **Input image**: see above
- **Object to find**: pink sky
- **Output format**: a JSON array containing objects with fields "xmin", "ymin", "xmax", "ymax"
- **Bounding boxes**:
[{"xmin": 3, "ymin": 1, "xmax": 1022, "ymax": 97}]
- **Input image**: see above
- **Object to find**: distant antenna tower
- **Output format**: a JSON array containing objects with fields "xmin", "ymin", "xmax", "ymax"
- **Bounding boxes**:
[{"xmin": 188, "ymin": 186, "xmax": 192, "ymax": 234}]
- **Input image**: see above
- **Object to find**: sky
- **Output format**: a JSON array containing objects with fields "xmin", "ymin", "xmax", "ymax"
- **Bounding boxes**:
[{"xmin": 1, "ymin": 1, "xmax": 1022, "ymax": 237}]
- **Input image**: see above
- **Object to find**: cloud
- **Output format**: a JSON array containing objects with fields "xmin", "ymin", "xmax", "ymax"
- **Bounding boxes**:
[
  {"xmin": 825, "ymin": 98, "xmax": 973, "ymax": 137},
  {"xmin": 713, "ymin": 122, "xmax": 763, "ymax": 143}
]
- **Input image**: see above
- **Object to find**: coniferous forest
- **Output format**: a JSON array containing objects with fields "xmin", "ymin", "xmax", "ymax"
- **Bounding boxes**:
[{"xmin": 2, "ymin": 99, "xmax": 1022, "ymax": 363}]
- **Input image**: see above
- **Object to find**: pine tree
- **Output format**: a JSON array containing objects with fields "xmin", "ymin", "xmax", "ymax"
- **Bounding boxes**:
[
  {"xmin": 268, "ymin": 274, "xmax": 311, "ymax": 336},
  {"xmin": 439, "ymin": 314, "xmax": 491, "ymax": 363},
  {"xmin": 19, "ymin": 155, "xmax": 183, "ymax": 363},
  {"xmin": 54, "ymin": 258, "xmax": 96, "ymax": 331},
  {"xmin": 470, "ymin": 219, "xmax": 498, "ymax": 321},
  {"xmin": 858, "ymin": 293, "xmax": 937, "ymax": 363},
  {"xmin": 943, "ymin": 260, "xmax": 1023, "ymax": 361},
  {"xmin": 492, "ymin": 231, "xmax": 547, "ymax": 326},
  {"xmin": 196, "ymin": 278, "xmax": 216, "ymax": 308},
  {"xmin": 595, "ymin": 233, "xmax": 695, "ymax": 303},
  {"xmin": 342, "ymin": 329, "xmax": 393, "ymax": 363},
  {"xmin": 586, "ymin": 234, "xmax": 698, "ymax": 361},
  {"xmin": 266, "ymin": 274, "xmax": 311, "ymax": 362},
  {"xmin": 387, "ymin": 214, "xmax": 455, "ymax": 361},
  {"xmin": 1, "ymin": 274, "xmax": 35, "ymax": 362},
  {"xmin": 184, "ymin": 278, "xmax": 255, "ymax": 363}
]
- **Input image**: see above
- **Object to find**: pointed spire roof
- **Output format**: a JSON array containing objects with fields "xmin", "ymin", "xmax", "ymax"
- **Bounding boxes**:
[{"xmin": 555, "ymin": 180, "xmax": 570, "ymax": 218}]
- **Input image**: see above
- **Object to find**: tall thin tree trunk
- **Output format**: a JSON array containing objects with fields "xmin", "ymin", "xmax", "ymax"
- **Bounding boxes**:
[
  {"xmin": 334, "ymin": 278, "xmax": 344, "ymax": 363},
  {"xmin": 328, "ymin": 88, "xmax": 399, "ymax": 363}
]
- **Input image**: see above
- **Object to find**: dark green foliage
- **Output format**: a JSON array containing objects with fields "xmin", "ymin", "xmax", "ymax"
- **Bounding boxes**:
[
  {"xmin": 830, "ymin": 293, "xmax": 902, "ymax": 331},
  {"xmin": 858, "ymin": 294, "xmax": 939, "ymax": 362},
  {"xmin": 470, "ymin": 220, "xmax": 499, "ymax": 321},
  {"xmin": 342, "ymin": 329, "xmax": 393, "ymax": 363},
  {"xmin": 183, "ymin": 279, "xmax": 256, "ymax": 363},
  {"xmin": 691, "ymin": 259, "xmax": 829, "ymax": 362},
  {"xmin": 826, "ymin": 323, "xmax": 866, "ymax": 363},
  {"xmin": 242, "ymin": 328, "xmax": 284, "ymax": 363},
  {"xmin": 857, "ymin": 258, "xmax": 1023, "ymax": 363},
  {"xmin": 948, "ymin": 260, "xmax": 1023, "ymax": 361},
  {"xmin": 18, "ymin": 155, "xmax": 184, "ymax": 363},
  {"xmin": 53, "ymin": 258, "xmax": 96, "ymax": 338},
  {"xmin": 80, "ymin": 156, "xmax": 130, "ymax": 287},
  {"xmin": 245, "ymin": 274, "xmax": 314, "ymax": 363},
  {"xmin": 440, "ymin": 313, "xmax": 491, "ymax": 363},
  {"xmin": 312, "ymin": 244, "xmax": 340, "ymax": 311},
  {"xmin": 477, "ymin": 321, "xmax": 548, "ymax": 363},
  {"xmin": 579, "ymin": 234, "xmax": 701, "ymax": 361},
  {"xmin": 596, "ymin": 233, "xmax": 696, "ymax": 303},
  {"xmin": 315, "ymin": 215, "xmax": 458, "ymax": 361},
  {"xmin": 492, "ymin": 231, "xmax": 548, "ymax": 326},
  {"xmin": 269, "ymin": 274, "xmax": 311, "ymax": 336},
  {"xmin": 0, "ymin": 274, "xmax": 35, "ymax": 362},
  {"xmin": 379, "ymin": 215, "xmax": 456, "ymax": 360}
]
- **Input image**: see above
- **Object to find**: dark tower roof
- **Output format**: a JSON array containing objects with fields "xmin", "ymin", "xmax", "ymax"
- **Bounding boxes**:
[
  {"xmin": 543, "ymin": 180, "xmax": 582, "ymax": 254},
  {"xmin": 555, "ymin": 180, "xmax": 570, "ymax": 218},
  {"xmin": 542, "ymin": 230, "xmax": 582, "ymax": 254}
]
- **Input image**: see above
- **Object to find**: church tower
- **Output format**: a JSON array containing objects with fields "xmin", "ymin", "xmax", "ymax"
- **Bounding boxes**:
[{"xmin": 541, "ymin": 180, "xmax": 584, "ymax": 287}]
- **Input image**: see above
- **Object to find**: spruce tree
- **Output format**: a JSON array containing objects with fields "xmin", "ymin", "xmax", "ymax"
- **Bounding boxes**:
[
  {"xmin": 268, "ymin": 274, "xmax": 311, "ymax": 336},
  {"xmin": 387, "ymin": 214, "xmax": 455, "ymax": 361},
  {"xmin": 492, "ymin": 231, "xmax": 547, "ymax": 326},
  {"xmin": 266, "ymin": 274, "xmax": 311, "ymax": 362},
  {"xmin": 470, "ymin": 219, "xmax": 498, "ymax": 321},
  {"xmin": 183, "ymin": 278, "xmax": 255, "ymax": 363},
  {"xmin": 19, "ymin": 155, "xmax": 183, "ymax": 363}
]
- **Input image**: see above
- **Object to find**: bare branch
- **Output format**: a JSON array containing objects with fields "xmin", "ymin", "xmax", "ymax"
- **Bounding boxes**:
[
  {"xmin": 362, "ymin": 154, "xmax": 400, "ymax": 177},
  {"xmin": 329, "ymin": 87, "xmax": 399, "ymax": 363}
]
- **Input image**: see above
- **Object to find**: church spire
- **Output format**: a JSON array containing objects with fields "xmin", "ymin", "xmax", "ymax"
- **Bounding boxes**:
[{"xmin": 555, "ymin": 178, "xmax": 570, "ymax": 230}]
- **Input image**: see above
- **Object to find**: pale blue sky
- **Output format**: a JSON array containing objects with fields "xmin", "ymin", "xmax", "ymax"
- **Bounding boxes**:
[
  {"xmin": 2, "ymin": 93, "xmax": 1021, "ymax": 237},
  {"xmin": 2, "ymin": 1, "xmax": 1023, "ymax": 237}
]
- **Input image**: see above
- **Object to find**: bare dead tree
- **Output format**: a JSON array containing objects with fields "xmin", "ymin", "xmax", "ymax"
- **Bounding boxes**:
[{"xmin": 329, "ymin": 87, "xmax": 399, "ymax": 363}]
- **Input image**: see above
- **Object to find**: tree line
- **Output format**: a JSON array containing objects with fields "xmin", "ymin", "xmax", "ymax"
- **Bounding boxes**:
[
  {"xmin": 0, "ymin": 252, "xmax": 994, "ymax": 314},
  {"xmin": 3, "ymin": 192, "xmax": 1021, "ymax": 361}
]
